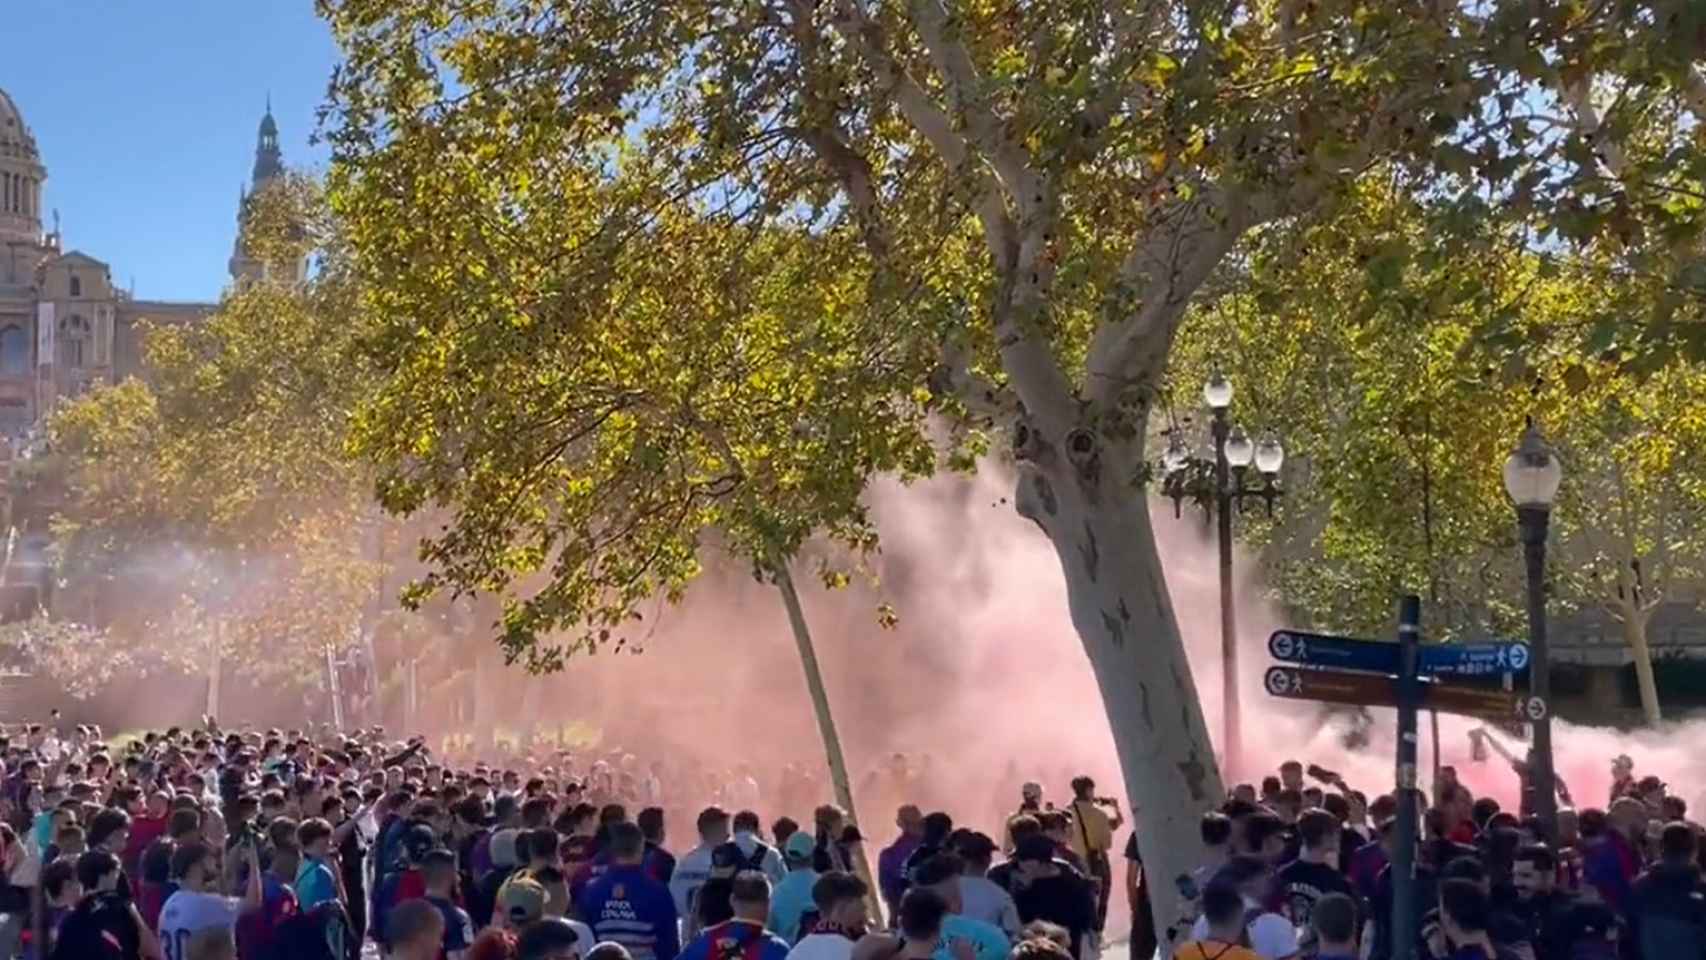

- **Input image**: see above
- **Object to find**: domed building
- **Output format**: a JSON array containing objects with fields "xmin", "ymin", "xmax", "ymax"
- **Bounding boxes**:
[{"xmin": 0, "ymin": 85, "xmax": 285, "ymax": 444}]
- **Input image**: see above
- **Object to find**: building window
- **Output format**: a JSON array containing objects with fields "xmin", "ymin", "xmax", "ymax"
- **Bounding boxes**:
[
  {"xmin": 0, "ymin": 327, "xmax": 25, "ymax": 376},
  {"xmin": 69, "ymin": 275, "xmax": 80, "ymax": 298}
]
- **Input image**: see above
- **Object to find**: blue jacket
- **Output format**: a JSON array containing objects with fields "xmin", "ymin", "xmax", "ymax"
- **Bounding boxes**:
[
  {"xmin": 679, "ymin": 919, "xmax": 790, "ymax": 960},
  {"xmin": 578, "ymin": 864, "xmax": 682, "ymax": 960}
]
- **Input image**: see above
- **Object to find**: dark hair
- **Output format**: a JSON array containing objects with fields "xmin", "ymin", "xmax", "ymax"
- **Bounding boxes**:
[
  {"xmin": 1242, "ymin": 813, "xmax": 1286, "ymax": 854},
  {"xmin": 527, "ymin": 828, "xmax": 559, "ymax": 862},
  {"xmin": 1037, "ymin": 810, "xmax": 1070, "ymax": 833},
  {"xmin": 87, "ymin": 808, "xmax": 130, "ymax": 850},
  {"xmin": 298, "ymin": 818, "xmax": 333, "ymax": 849},
  {"xmin": 387, "ymin": 898, "xmax": 445, "ymax": 947},
  {"xmin": 1201, "ymin": 881, "xmax": 1246, "ymax": 928},
  {"xmin": 421, "ymin": 847, "xmax": 457, "ymax": 878},
  {"xmin": 1661, "ymin": 821, "xmax": 1698, "ymax": 861},
  {"xmin": 171, "ymin": 841, "xmax": 213, "ymax": 881},
  {"xmin": 731, "ymin": 810, "xmax": 760, "ymax": 834},
  {"xmin": 1440, "ymin": 878, "xmax": 1488, "ymax": 932},
  {"xmin": 42, "ymin": 859, "xmax": 77, "ymax": 899},
  {"xmin": 1298, "ymin": 810, "xmax": 1340, "ymax": 851},
  {"xmin": 1220, "ymin": 799, "xmax": 1257, "ymax": 820},
  {"xmin": 922, "ymin": 812, "xmax": 955, "ymax": 845},
  {"xmin": 1515, "ymin": 844, "xmax": 1557, "ymax": 872},
  {"xmin": 697, "ymin": 807, "xmax": 731, "ymax": 835},
  {"xmin": 455, "ymin": 797, "xmax": 486, "ymax": 826},
  {"xmin": 1441, "ymin": 857, "xmax": 1486, "ymax": 883},
  {"xmin": 812, "ymin": 871, "xmax": 868, "ymax": 911},
  {"xmin": 168, "ymin": 809, "xmax": 202, "ymax": 839},
  {"xmin": 1070, "ymin": 776, "xmax": 1095, "ymax": 797},
  {"xmin": 730, "ymin": 870, "xmax": 771, "ymax": 905},
  {"xmin": 1200, "ymin": 812, "xmax": 1234, "ymax": 847},
  {"xmin": 954, "ymin": 831, "xmax": 997, "ymax": 867},
  {"xmin": 1007, "ymin": 815, "xmax": 1041, "ymax": 843},
  {"xmin": 76, "ymin": 849, "xmax": 120, "ymax": 890},
  {"xmin": 1312, "ymin": 892, "xmax": 1357, "ymax": 943},
  {"xmin": 1578, "ymin": 808, "xmax": 1608, "ymax": 839},
  {"xmin": 520, "ymin": 797, "xmax": 554, "ymax": 828},
  {"xmin": 898, "ymin": 887, "xmax": 949, "ymax": 941},
  {"xmin": 1370, "ymin": 794, "xmax": 1398, "ymax": 823},
  {"xmin": 638, "ymin": 807, "xmax": 666, "ymax": 842},
  {"xmin": 1321, "ymin": 793, "xmax": 1350, "ymax": 823},
  {"xmin": 607, "ymin": 820, "xmax": 645, "ymax": 859},
  {"xmin": 912, "ymin": 853, "xmax": 963, "ymax": 888},
  {"xmin": 1470, "ymin": 797, "xmax": 1501, "ymax": 828},
  {"xmin": 1260, "ymin": 776, "xmax": 1281, "ymax": 796}
]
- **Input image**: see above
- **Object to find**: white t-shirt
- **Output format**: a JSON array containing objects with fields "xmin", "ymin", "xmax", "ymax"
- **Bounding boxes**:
[
  {"xmin": 1188, "ymin": 907, "xmax": 1298, "ymax": 960},
  {"xmin": 159, "ymin": 890, "xmax": 243, "ymax": 960},
  {"xmin": 787, "ymin": 931, "xmax": 857, "ymax": 960}
]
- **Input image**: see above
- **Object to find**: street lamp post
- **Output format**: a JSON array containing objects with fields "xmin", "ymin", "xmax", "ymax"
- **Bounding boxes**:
[
  {"xmin": 1162, "ymin": 372, "xmax": 1283, "ymax": 778},
  {"xmin": 1503, "ymin": 420, "xmax": 1563, "ymax": 840}
]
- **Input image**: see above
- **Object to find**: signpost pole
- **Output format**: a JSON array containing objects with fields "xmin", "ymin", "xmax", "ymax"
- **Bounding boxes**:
[{"xmin": 1393, "ymin": 596, "xmax": 1421, "ymax": 960}]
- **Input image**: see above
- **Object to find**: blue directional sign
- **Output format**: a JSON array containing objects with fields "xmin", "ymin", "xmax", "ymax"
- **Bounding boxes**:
[
  {"xmin": 1269, "ymin": 630, "xmax": 1531, "ymax": 679},
  {"xmin": 1268, "ymin": 630, "xmax": 1399, "ymax": 673}
]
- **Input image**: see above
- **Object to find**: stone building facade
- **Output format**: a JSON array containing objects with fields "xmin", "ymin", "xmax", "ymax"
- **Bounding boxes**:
[{"xmin": 0, "ymin": 86, "xmax": 286, "ymax": 445}]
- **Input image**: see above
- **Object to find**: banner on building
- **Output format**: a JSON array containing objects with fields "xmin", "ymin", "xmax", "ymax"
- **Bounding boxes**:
[{"xmin": 34, "ymin": 303, "xmax": 52, "ymax": 367}]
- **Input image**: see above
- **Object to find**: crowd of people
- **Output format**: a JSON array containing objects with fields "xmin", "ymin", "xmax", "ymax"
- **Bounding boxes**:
[
  {"xmin": 1158, "ymin": 757, "xmax": 1706, "ymax": 960},
  {"xmin": 0, "ymin": 718, "xmax": 1697, "ymax": 960}
]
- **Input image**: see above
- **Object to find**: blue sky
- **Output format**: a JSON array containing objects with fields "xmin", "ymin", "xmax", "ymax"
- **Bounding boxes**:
[{"xmin": 4, "ymin": 2, "xmax": 337, "ymax": 303}]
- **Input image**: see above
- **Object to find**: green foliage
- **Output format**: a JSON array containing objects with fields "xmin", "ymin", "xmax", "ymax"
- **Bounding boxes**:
[{"xmin": 45, "ymin": 176, "xmax": 387, "ymax": 691}]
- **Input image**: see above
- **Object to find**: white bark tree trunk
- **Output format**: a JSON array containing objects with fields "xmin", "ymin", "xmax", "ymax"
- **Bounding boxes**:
[
  {"xmin": 1623, "ymin": 610, "xmax": 1662, "ymax": 725},
  {"xmin": 1015, "ymin": 442, "xmax": 1225, "ymax": 931},
  {"xmin": 774, "ymin": 561, "xmax": 887, "ymax": 925}
]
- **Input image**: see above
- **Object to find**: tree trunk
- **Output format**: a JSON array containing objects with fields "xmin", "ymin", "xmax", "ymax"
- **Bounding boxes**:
[
  {"xmin": 1623, "ymin": 612, "xmax": 1662, "ymax": 725},
  {"xmin": 1015, "ymin": 447, "xmax": 1226, "ymax": 932},
  {"xmin": 206, "ymin": 621, "xmax": 223, "ymax": 721},
  {"xmin": 773, "ymin": 561, "xmax": 886, "ymax": 926}
]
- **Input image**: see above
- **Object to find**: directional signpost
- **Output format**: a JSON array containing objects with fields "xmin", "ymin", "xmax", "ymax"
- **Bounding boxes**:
[{"xmin": 1263, "ymin": 666, "xmax": 1546, "ymax": 723}]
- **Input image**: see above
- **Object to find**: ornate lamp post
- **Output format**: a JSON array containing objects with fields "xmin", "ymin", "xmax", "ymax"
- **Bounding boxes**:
[
  {"xmin": 1161, "ymin": 372, "xmax": 1283, "ymax": 777},
  {"xmin": 1503, "ymin": 420, "xmax": 1563, "ymax": 839}
]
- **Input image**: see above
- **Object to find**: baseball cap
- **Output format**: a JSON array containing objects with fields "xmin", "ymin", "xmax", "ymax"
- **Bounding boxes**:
[
  {"xmin": 784, "ymin": 831, "xmax": 816, "ymax": 862},
  {"xmin": 501, "ymin": 877, "xmax": 549, "ymax": 926}
]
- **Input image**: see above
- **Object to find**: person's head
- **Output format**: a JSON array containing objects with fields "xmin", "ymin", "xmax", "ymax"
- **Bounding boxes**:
[
  {"xmin": 387, "ymin": 898, "xmax": 448, "ymax": 960},
  {"xmin": 1217, "ymin": 855, "xmax": 1271, "ymax": 903},
  {"xmin": 811, "ymin": 871, "xmax": 870, "ymax": 931},
  {"xmin": 76, "ymin": 849, "xmax": 121, "ymax": 894},
  {"xmin": 501, "ymin": 877, "xmax": 549, "ymax": 929},
  {"xmin": 167, "ymin": 807, "xmax": 203, "ymax": 843},
  {"xmin": 1199, "ymin": 880, "xmax": 1248, "ymax": 943},
  {"xmin": 1037, "ymin": 810, "xmax": 1070, "ymax": 844},
  {"xmin": 637, "ymin": 807, "xmax": 665, "ymax": 845},
  {"xmin": 1611, "ymin": 796, "xmax": 1650, "ymax": 836},
  {"xmin": 1070, "ymin": 776, "xmax": 1095, "ymax": 801},
  {"xmin": 170, "ymin": 841, "xmax": 222, "ymax": 892},
  {"xmin": 1442, "ymin": 856, "xmax": 1489, "ymax": 895},
  {"xmin": 1014, "ymin": 835, "xmax": 1060, "ymax": 879},
  {"xmin": 953, "ymin": 832, "xmax": 997, "ymax": 874},
  {"xmin": 271, "ymin": 842, "xmax": 301, "ymax": 881},
  {"xmin": 1512, "ymin": 845, "xmax": 1556, "ymax": 900},
  {"xmin": 911, "ymin": 854, "xmax": 965, "ymax": 913},
  {"xmin": 585, "ymin": 944, "xmax": 633, "ymax": 960},
  {"xmin": 1312, "ymin": 891, "xmax": 1357, "ymax": 953},
  {"xmin": 56, "ymin": 824, "xmax": 86, "ymax": 857},
  {"xmin": 1019, "ymin": 782, "xmax": 1043, "ymax": 810},
  {"xmin": 516, "ymin": 916, "xmax": 587, "ymax": 960},
  {"xmin": 297, "ymin": 818, "xmax": 333, "ymax": 860},
  {"xmin": 1279, "ymin": 760, "xmax": 1304, "ymax": 791},
  {"xmin": 1660, "ymin": 820, "xmax": 1698, "ymax": 865},
  {"xmin": 920, "ymin": 812, "xmax": 954, "ymax": 846},
  {"xmin": 421, "ymin": 848, "xmax": 458, "ymax": 896},
  {"xmin": 697, "ymin": 806, "xmax": 731, "ymax": 845},
  {"xmin": 1242, "ymin": 812, "xmax": 1287, "ymax": 864},
  {"xmin": 527, "ymin": 828, "xmax": 560, "ymax": 867},
  {"xmin": 784, "ymin": 830, "xmax": 817, "ymax": 869},
  {"xmin": 1298, "ymin": 809, "xmax": 1340, "ymax": 862},
  {"xmin": 729, "ymin": 870, "xmax": 771, "ymax": 923},
  {"xmin": 1439, "ymin": 878, "xmax": 1489, "ymax": 945},
  {"xmin": 897, "ymin": 887, "xmax": 948, "ymax": 947},
  {"xmin": 1274, "ymin": 789, "xmax": 1303, "ymax": 824},
  {"xmin": 41, "ymin": 858, "xmax": 80, "ymax": 907},
  {"xmin": 1470, "ymin": 797, "xmax": 1501, "ymax": 831},
  {"xmin": 606, "ymin": 820, "xmax": 645, "ymax": 865},
  {"xmin": 87, "ymin": 808, "xmax": 130, "ymax": 853},
  {"xmin": 897, "ymin": 805, "xmax": 924, "ymax": 838}
]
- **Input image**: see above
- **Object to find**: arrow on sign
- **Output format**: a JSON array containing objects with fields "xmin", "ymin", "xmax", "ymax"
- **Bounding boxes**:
[{"xmin": 1264, "ymin": 666, "xmax": 1546, "ymax": 723}]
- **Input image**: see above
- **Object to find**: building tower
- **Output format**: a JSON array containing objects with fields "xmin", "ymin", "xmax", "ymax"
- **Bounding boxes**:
[
  {"xmin": 229, "ymin": 99, "xmax": 303, "ymax": 284},
  {"xmin": 0, "ymin": 89, "xmax": 45, "ymax": 250}
]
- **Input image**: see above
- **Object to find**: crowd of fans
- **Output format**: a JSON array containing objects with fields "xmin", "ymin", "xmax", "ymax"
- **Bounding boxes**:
[{"xmin": 0, "ymin": 718, "xmax": 1697, "ymax": 960}]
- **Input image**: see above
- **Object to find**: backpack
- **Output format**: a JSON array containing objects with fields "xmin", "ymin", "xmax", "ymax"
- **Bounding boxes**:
[{"xmin": 266, "ymin": 899, "xmax": 349, "ymax": 960}]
